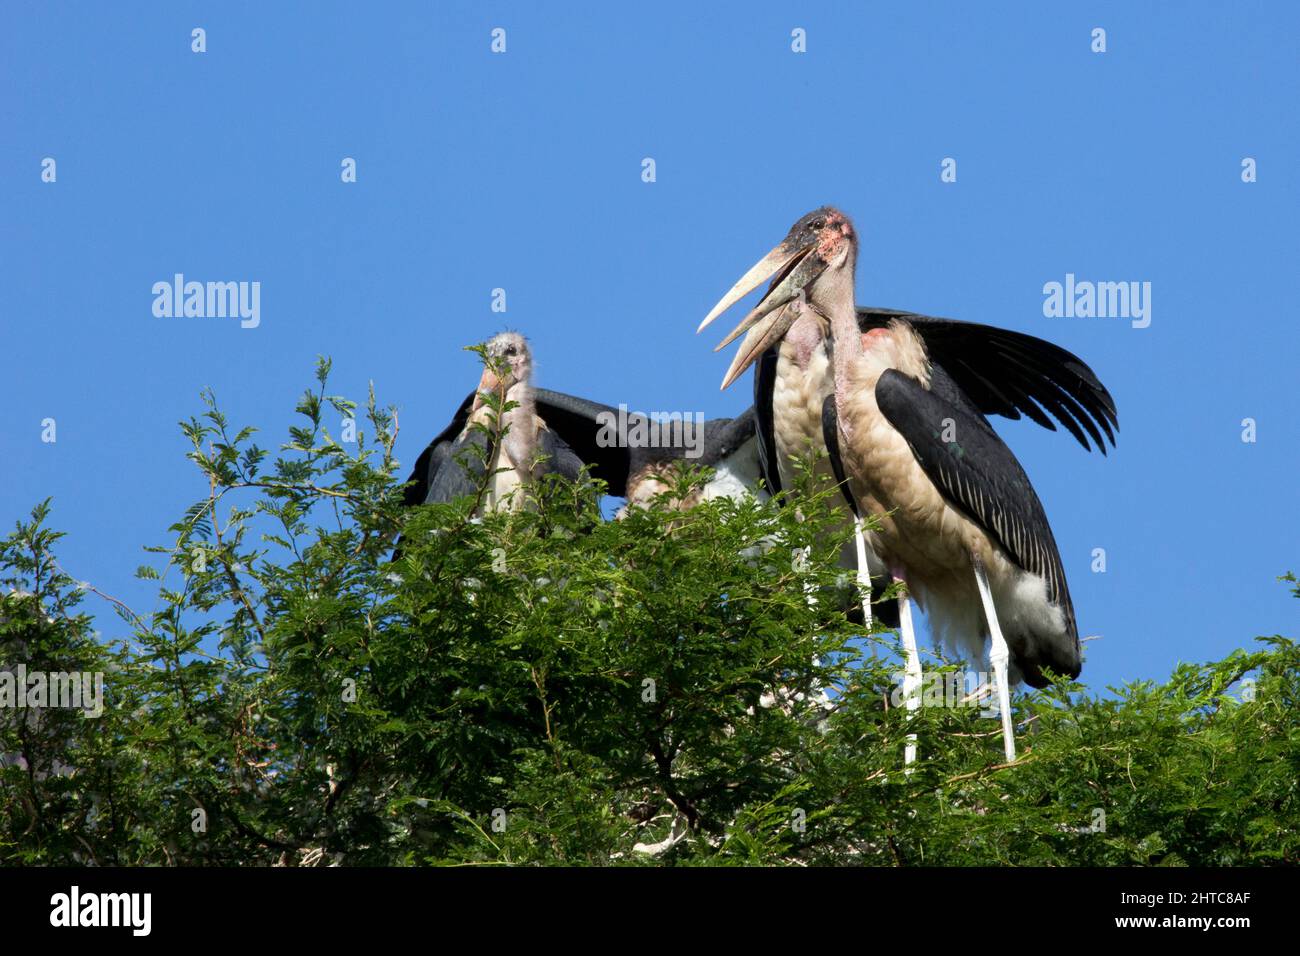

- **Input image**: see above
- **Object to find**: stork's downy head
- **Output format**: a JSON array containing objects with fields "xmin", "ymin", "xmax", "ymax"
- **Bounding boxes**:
[
  {"xmin": 473, "ymin": 331, "xmax": 532, "ymax": 409},
  {"xmin": 698, "ymin": 207, "xmax": 857, "ymax": 389}
]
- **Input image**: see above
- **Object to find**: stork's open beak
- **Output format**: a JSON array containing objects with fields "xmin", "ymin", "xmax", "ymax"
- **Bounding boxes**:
[{"xmin": 697, "ymin": 237, "xmax": 827, "ymax": 390}]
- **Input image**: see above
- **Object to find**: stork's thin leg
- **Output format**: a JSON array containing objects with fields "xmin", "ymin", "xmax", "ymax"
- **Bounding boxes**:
[
  {"xmin": 972, "ymin": 556, "xmax": 1016, "ymax": 762},
  {"xmin": 892, "ymin": 568, "xmax": 922, "ymax": 767},
  {"xmin": 797, "ymin": 545, "xmax": 816, "ymax": 602},
  {"xmin": 795, "ymin": 543, "xmax": 829, "ymax": 726},
  {"xmin": 852, "ymin": 517, "xmax": 873, "ymax": 629}
]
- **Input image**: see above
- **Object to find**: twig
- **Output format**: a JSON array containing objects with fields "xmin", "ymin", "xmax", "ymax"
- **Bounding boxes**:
[
  {"xmin": 209, "ymin": 456, "xmax": 268, "ymax": 646},
  {"xmin": 945, "ymin": 756, "xmax": 1031, "ymax": 784}
]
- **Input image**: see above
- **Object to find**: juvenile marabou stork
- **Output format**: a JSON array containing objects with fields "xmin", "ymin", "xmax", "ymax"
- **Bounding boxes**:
[
  {"xmin": 403, "ymin": 350, "xmax": 769, "ymax": 518},
  {"xmin": 401, "ymin": 333, "xmax": 596, "ymax": 513},
  {"xmin": 700, "ymin": 208, "xmax": 1117, "ymax": 762},
  {"xmin": 403, "ymin": 336, "xmax": 770, "ymax": 515}
]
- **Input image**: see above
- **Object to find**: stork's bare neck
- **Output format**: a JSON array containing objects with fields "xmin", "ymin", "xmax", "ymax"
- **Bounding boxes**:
[
  {"xmin": 807, "ymin": 241, "xmax": 866, "ymax": 434},
  {"xmin": 501, "ymin": 380, "xmax": 539, "ymax": 476},
  {"xmin": 502, "ymin": 379, "xmax": 535, "ymax": 416},
  {"xmin": 476, "ymin": 331, "xmax": 540, "ymax": 479},
  {"xmin": 827, "ymin": 299, "xmax": 862, "ymax": 408}
]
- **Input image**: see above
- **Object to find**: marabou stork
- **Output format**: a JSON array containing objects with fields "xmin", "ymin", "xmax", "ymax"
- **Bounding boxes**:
[
  {"xmin": 402, "ymin": 335, "xmax": 772, "ymax": 525},
  {"xmin": 618, "ymin": 408, "xmax": 766, "ymax": 514},
  {"xmin": 700, "ymin": 208, "xmax": 1118, "ymax": 762},
  {"xmin": 399, "ymin": 333, "xmax": 595, "ymax": 513},
  {"xmin": 403, "ymin": 366, "xmax": 763, "ymax": 518}
]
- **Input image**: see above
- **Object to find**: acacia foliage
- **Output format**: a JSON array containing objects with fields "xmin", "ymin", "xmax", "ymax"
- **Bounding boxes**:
[{"xmin": 2, "ymin": 360, "xmax": 1296, "ymax": 866}]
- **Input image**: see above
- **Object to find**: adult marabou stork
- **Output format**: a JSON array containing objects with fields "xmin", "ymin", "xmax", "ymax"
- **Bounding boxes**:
[{"xmin": 700, "ymin": 208, "xmax": 1117, "ymax": 761}]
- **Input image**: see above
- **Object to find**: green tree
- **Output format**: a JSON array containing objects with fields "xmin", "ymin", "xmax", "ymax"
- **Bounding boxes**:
[{"xmin": 2, "ymin": 360, "xmax": 1296, "ymax": 865}]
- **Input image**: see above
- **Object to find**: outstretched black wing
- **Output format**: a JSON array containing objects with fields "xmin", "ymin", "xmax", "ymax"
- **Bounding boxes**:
[
  {"xmin": 875, "ymin": 365, "xmax": 1077, "ymax": 651},
  {"xmin": 401, "ymin": 392, "xmax": 477, "ymax": 507},
  {"xmin": 536, "ymin": 424, "xmax": 588, "ymax": 482},
  {"xmin": 424, "ymin": 425, "xmax": 492, "ymax": 505},
  {"xmin": 751, "ymin": 307, "xmax": 1118, "ymax": 502},
  {"xmin": 538, "ymin": 388, "xmax": 760, "ymax": 492},
  {"xmin": 534, "ymin": 388, "xmax": 634, "ymax": 496},
  {"xmin": 403, "ymin": 387, "xmax": 635, "ymax": 505},
  {"xmin": 861, "ymin": 307, "xmax": 1118, "ymax": 454}
]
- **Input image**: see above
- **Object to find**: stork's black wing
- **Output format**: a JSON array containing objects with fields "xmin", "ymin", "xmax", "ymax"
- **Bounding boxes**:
[
  {"xmin": 402, "ymin": 392, "xmax": 476, "ymax": 507},
  {"xmin": 425, "ymin": 422, "xmax": 492, "ymax": 505},
  {"xmin": 753, "ymin": 344, "xmax": 781, "ymax": 497},
  {"xmin": 535, "ymin": 388, "xmax": 760, "ymax": 492},
  {"xmin": 534, "ymin": 388, "xmax": 634, "ymax": 496},
  {"xmin": 416, "ymin": 422, "xmax": 586, "ymax": 506},
  {"xmin": 611, "ymin": 405, "xmax": 760, "ymax": 495},
  {"xmin": 536, "ymin": 425, "xmax": 587, "ymax": 482},
  {"xmin": 874, "ymin": 365, "xmax": 1076, "ymax": 637},
  {"xmin": 405, "ymin": 388, "xmax": 635, "ymax": 504},
  {"xmin": 393, "ymin": 393, "xmax": 485, "ymax": 562},
  {"xmin": 820, "ymin": 395, "xmax": 858, "ymax": 515},
  {"xmin": 859, "ymin": 307, "xmax": 1119, "ymax": 454},
  {"xmin": 702, "ymin": 407, "xmax": 758, "ymax": 466}
]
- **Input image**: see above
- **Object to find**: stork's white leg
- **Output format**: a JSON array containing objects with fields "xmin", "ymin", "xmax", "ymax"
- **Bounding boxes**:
[
  {"xmin": 972, "ymin": 556, "xmax": 1017, "ymax": 762},
  {"xmin": 892, "ymin": 569, "xmax": 922, "ymax": 767},
  {"xmin": 797, "ymin": 545, "xmax": 816, "ymax": 602},
  {"xmin": 793, "ymin": 544, "xmax": 830, "ymax": 729},
  {"xmin": 852, "ymin": 517, "xmax": 873, "ymax": 629}
]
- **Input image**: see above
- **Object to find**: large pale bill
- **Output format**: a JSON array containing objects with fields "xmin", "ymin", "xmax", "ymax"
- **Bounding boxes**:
[
  {"xmin": 714, "ymin": 244, "xmax": 827, "ymax": 389},
  {"xmin": 720, "ymin": 305, "xmax": 792, "ymax": 390},
  {"xmin": 696, "ymin": 243, "xmax": 803, "ymax": 334}
]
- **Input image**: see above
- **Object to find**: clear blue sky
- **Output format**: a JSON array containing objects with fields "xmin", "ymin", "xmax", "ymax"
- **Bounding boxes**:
[{"xmin": 2, "ymin": 2, "xmax": 1296, "ymax": 692}]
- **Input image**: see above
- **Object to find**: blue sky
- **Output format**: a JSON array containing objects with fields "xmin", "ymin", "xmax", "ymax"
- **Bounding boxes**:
[{"xmin": 2, "ymin": 2, "xmax": 1296, "ymax": 692}]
